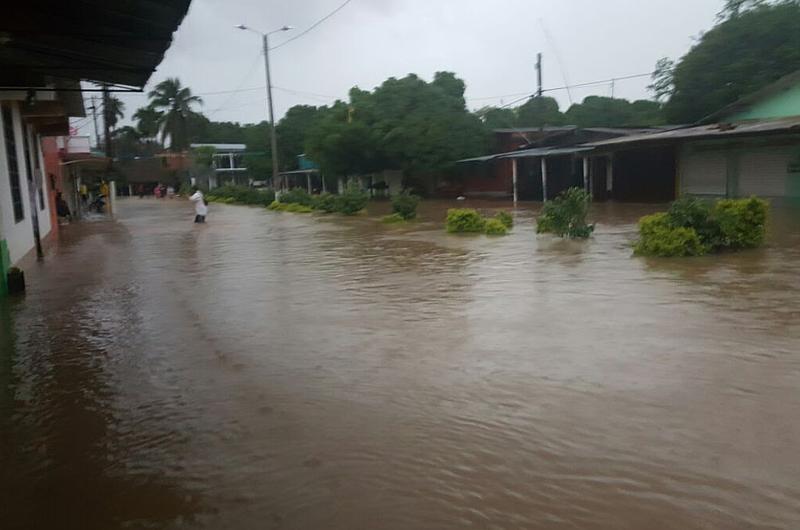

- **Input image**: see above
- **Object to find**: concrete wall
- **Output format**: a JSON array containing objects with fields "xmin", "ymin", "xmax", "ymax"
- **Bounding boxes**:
[
  {"xmin": 729, "ymin": 84, "xmax": 800, "ymax": 122},
  {"xmin": 0, "ymin": 101, "xmax": 53, "ymax": 265}
]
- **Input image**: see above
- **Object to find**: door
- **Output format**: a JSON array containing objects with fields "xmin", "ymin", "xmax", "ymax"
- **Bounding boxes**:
[
  {"xmin": 681, "ymin": 151, "xmax": 727, "ymax": 196},
  {"xmin": 738, "ymin": 149, "xmax": 793, "ymax": 197}
]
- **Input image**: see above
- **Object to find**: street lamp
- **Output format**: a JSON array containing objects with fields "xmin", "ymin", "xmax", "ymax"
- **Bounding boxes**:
[{"xmin": 235, "ymin": 23, "xmax": 293, "ymax": 189}]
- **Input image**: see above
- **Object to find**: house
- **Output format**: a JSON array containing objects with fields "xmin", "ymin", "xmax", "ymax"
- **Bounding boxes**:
[
  {"xmin": 455, "ymin": 127, "xmax": 661, "ymax": 201},
  {"xmin": 0, "ymin": 0, "xmax": 191, "ymax": 296},
  {"xmin": 190, "ymin": 143, "xmax": 249, "ymax": 188},
  {"xmin": 588, "ymin": 70, "xmax": 800, "ymax": 201}
]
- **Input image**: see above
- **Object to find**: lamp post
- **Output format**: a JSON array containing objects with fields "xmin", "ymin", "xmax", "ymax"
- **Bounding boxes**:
[{"xmin": 236, "ymin": 24, "xmax": 293, "ymax": 189}]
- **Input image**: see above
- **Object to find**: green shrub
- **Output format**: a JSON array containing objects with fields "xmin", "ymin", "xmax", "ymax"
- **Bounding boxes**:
[
  {"xmin": 495, "ymin": 211, "xmax": 513, "ymax": 229},
  {"xmin": 483, "ymin": 218, "xmax": 509, "ymax": 236},
  {"xmin": 391, "ymin": 192, "xmax": 420, "ymax": 220},
  {"xmin": 634, "ymin": 213, "xmax": 707, "ymax": 256},
  {"xmin": 634, "ymin": 196, "xmax": 769, "ymax": 257},
  {"xmin": 446, "ymin": 208, "xmax": 486, "ymax": 233},
  {"xmin": 207, "ymin": 185, "xmax": 274, "ymax": 206},
  {"xmin": 711, "ymin": 197, "xmax": 768, "ymax": 249},
  {"xmin": 312, "ymin": 192, "xmax": 338, "ymax": 213},
  {"xmin": 381, "ymin": 213, "xmax": 406, "ymax": 224},
  {"xmin": 536, "ymin": 187, "xmax": 594, "ymax": 238},
  {"xmin": 268, "ymin": 201, "xmax": 314, "ymax": 213},
  {"xmin": 336, "ymin": 183, "xmax": 369, "ymax": 215},
  {"xmin": 279, "ymin": 188, "xmax": 313, "ymax": 206}
]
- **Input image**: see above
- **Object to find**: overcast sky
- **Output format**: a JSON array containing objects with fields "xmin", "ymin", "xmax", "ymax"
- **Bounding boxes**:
[{"xmin": 80, "ymin": 0, "xmax": 725, "ymax": 135}]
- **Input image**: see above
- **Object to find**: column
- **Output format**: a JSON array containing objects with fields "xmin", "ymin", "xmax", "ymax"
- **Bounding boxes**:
[
  {"xmin": 606, "ymin": 155, "xmax": 614, "ymax": 195},
  {"xmin": 512, "ymin": 158, "xmax": 518, "ymax": 204},
  {"xmin": 583, "ymin": 157, "xmax": 590, "ymax": 193},
  {"xmin": 541, "ymin": 157, "xmax": 548, "ymax": 202}
]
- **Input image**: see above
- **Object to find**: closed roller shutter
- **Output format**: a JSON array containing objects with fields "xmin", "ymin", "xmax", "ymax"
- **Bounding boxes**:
[
  {"xmin": 682, "ymin": 151, "xmax": 727, "ymax": 196},
  {"xmin": 738, "ymin": 149, "xmax": 791, "ymax": 197}
]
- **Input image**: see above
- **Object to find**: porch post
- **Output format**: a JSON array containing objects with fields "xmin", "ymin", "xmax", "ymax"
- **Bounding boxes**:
[
  {"xmin": 321, "ymin": 174, "xmax": 327, "ymax": 193},
  {"xmin": 541, "ymin": 157, "xmax": 548, "ymax": 202},
  {"xmin": 109, "ymin": 181, "xmax": 116, "ymax": 215},
  {"xmin": 582, "ymin": 157, "xmax": 590, "ymax": 193},
  {"xmin": 307, "ymin": 172, "xmax": 312, "ymax": 193},
  {"xmin": 606, "ymin": 155, "xmax": 614, "ymax": 196},
  {"xmin": 512, "ymin": 157, "xmax": 518, "ymax": 204}
]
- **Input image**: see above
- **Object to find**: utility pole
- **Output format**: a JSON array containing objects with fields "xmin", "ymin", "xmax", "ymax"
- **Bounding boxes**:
[
  {"xmin": 90, "ymin": 96, "xmax": 100, "ymax": 149},
  {"xmin": 262, "ymin": 33, "xmax": 280, "ymax": 190},
  {"xmin": 102, "ymin": 84, "xmax": 112, "ymax": 158},
  {"xmin": 611, "ymin": 78, "xmax": 616, "ymax": 99},
  {"xmin": 536, "ymin": 53, "xmax": 543, "ymax": 97}
]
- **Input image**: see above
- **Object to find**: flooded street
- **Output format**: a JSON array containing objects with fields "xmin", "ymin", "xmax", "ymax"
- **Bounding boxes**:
[{"xmin": 2, "ymin": 197, "xmax": 800, "ymax": 529}]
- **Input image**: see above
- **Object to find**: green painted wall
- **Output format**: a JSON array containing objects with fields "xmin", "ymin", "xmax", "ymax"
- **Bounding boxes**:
[
  {"xmin": 0, "ymin": 240, "xmax": 9, "ymax": 298},
  {"xmin": 729, "ymin": 84, "xmax": 800, "ymax": 121}
]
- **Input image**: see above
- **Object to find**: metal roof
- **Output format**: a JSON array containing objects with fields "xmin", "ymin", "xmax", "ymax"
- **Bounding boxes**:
[
  {"xmin": 588, "ymin": 117, "xmax": 800, "ymax": 149},
  {"xmin": 0, "ymin": 0, "xmax": 192, "ymax": 89},
  {"xmin": 499, "ymin": 146, "xmax": 594, "ymax": 159},
  {"xmin": 702, "ymin": 69, "xmax": 800, "ymax": 124},
  {"xmin": 457, "ymin": 146, "xmax": 594, "ymax": 164}
]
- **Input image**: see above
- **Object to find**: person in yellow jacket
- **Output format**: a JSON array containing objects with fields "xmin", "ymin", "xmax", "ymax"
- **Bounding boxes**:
[{"xmin": 99, "ymin": 180, "xmax": 109, "ymax": 198}]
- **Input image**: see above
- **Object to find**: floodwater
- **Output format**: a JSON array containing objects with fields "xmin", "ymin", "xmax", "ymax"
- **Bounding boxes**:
[{"xmin": 2, "ymin": 197, "xmax": 800, "ymax": 529}]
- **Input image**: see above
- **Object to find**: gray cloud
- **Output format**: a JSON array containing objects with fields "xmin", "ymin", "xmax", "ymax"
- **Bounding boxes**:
[{"xmin": 107, "ymin": 0, "xmax": 722, "ymax": 130}]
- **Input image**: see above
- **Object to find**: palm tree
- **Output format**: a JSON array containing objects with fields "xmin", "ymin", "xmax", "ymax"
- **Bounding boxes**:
[
  {"xmin": 133, "ymin": 104, "xmax": 163, "ymax": 141},
  {"xmin": 104, "ymin": 95, "xmax": 125, "ymax": 130},
  {"xmin": 147, "ymin": 78, "xmax": 202, "ymax": 152}
]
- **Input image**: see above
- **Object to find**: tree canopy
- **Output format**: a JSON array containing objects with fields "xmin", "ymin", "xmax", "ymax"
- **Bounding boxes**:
[
  {"xmin": 148, "ymin": 78, "xmax": 203, "ymax": 151},
  {"xmin": 658, "ymin": 0, "xmax": 800, "ymax": 123},
  {"xmin": 306, "ymin": 72, "xmax": 488, "ymax": 178}
]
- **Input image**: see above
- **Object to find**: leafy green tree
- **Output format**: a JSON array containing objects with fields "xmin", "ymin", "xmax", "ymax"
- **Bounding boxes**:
[
  {"xmin": 147, "ymin": 78, "xmax": 203, "ymax": 151},
  {"xmin": 476, "ymin": 106, "xmax": 517, "ymax": 130},
  {"xmin": 192, "ymin": 145, "xmax": 216, "ymax": 168},
  {"xmin": 307, "ymin": 73, "xmax": 487, "ymax": 180},
  {"xmin": 564, "ymin": 96, "xmax": 663, "ymax": 127},
  {"xmin": 662, "ymin": 0, "xmax": 800, "ymax": 123},
  {"xmin": 275, "ymin": 105, "xmax": 326, "ymax": 170},
  {"xmin": 515, "ymin": 97, "xmax": 564, "ymax": 127}
]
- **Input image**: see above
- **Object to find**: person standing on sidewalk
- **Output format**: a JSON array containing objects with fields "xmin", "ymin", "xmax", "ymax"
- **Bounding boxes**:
[{"xmin": 189, "ymin": 187, "xmax": 208, "ymax": 224}]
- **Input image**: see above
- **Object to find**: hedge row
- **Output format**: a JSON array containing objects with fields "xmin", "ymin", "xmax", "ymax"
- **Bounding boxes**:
[{"xmin": 446, "ymin": 208, "xmax": 513, "ymax": 236}]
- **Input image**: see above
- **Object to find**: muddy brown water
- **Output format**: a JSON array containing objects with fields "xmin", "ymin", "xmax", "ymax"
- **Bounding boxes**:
[{"xmin": 1, "ymin": 198, "xmax": 800, "ymax": 529}]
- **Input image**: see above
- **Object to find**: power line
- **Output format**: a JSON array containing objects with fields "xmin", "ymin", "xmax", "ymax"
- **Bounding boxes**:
[{"xmin": 270, "ymin": 0, "xmax": 354, "ymax": 51}]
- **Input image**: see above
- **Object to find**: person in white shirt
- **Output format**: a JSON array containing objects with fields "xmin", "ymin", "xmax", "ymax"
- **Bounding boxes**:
[{"xmin": 189, "ymin": 187, "xmax": 208, "ymax": 223}]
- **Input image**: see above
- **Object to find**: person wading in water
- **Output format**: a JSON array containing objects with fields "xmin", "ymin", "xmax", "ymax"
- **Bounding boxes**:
[{"xmin": 190, "ymin": 187, "xmax": 208, "ymax": 224}]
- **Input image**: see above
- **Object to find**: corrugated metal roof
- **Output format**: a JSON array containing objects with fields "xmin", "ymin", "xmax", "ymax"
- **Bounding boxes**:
[
  {"xmin": 588, "ymin": 117, "xmax": 800, "ymax": 149},
  {"xmin": 500, "ymin": 146, "xmax": 594, "ymax": 159},
  {"xmin": 190, "ymin": 143, "xmax": 247, "ymax": 151},
  {"xmin": 456, "ymin": 154, "xmax": 501, "ymax": 163}
]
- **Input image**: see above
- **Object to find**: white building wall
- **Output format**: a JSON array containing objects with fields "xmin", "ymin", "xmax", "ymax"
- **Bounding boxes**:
[{"xmin": 0, "ymin": 101, "xmax": 41, "ymax": 264}]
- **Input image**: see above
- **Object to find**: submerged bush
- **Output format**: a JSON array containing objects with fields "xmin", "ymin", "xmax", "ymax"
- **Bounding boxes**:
[
  {"xmin": 268, "ymin": 201, "xmax": 314, "ymax": 213},
  {"xmin": 483, "ymin": 218, "xmax": 509, "ymax": 236},
  {"xmin": 279, "ymin": 188, "xmax": 313, "ymax": 206},
  {"xmin": 446, "ymin": 208, "xmax": 486, "ymax": 233},
  {"xmin": 207, "ymin": 185, "xmax": 274, "ymax": 206},
  {"xmin": 381, "ymin": 213, "xmax": 406, "ymax": 224},
  {"xmin": 312, "ymin": 192, "xmax": 338, "ymax": 213},
  {"xmin": 536, "ymin": 187, "xmax": 594, "ymax": 239},
  {"xmin": 634, "ymin": 213, "xmax": 707, "ymax": 257},
  {"xmin": 495, "ymin": 211, "xmax": 514, "ymax": 229},
  {"xmin": 336, "ymin": 183, "xmax": 369, "ymax": 215},
  {"xmin": 392, "ymin": 192, "xmax": 420, "ymax": 220},
  {"xmin": 712, "ymin": 197, "xmax": 768, "ymax": 249},
  {"xmin": 635, "ymin": 197, "xmax": 768, "ymax": 257}
]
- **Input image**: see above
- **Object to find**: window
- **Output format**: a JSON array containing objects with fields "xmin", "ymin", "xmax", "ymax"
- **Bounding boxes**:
[{"xmin": 2, "ymin": 103, "xmax": 25, "ymax": 223}]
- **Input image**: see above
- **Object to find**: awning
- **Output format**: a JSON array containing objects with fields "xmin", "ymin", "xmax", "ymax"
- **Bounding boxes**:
[
  {"xmin": 0, "ymin": 0, "xmax": 192, "ymax": 89},
  {"xmin": 279, "ymin": 169, "xmax": 320, "ymax": 176},
  {"xmin": 499, "ymin": 146, "xmax": 595, "ymax": 159},
  {"xmin": 455, "ymin": 154, "xmax": 500, "ymax": 163}
]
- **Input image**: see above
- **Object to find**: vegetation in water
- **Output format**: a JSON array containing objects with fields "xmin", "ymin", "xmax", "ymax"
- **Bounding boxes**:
[
  {"xmin": 311, "ymin": 193, "xmax": 338, "ymax": 213},
  {"xmin": 334, "ymin": 183, "xmax": 369, "ymax": 215},
  {"xmin": 634, "ymin": 197, "xmax": 768, "ymax": 257},
  {"xmin": 206, "ymin": 185, "xmax": 275, "ymax": 206},
  {"xmin": 391, "ymin": 192, "xmax": 420, "ymax": 220},
  {"xmin": 483, "ymin": 218, "xmax": 509, "ymax": 236},
  {"xmin": 381, "ymin": 213, "xmax": 407, "ymax": 224},
  {"xmin": 446, "ymin": 208, "xmax": 510, "ymax": 236},
  {"xmin": 278, "ymin": 188, "xmax": 314, "ymax": 207},
  {"xmin": 494, "ymin": 211, "xmax": 513, "ymax": 229},
  {"xmin": 536, "ymin": 188, "xmax": 595, "ymax": 239},
  {"xmin": 267, "ymin": 201, "xmax": 314, "ymax": 213}
]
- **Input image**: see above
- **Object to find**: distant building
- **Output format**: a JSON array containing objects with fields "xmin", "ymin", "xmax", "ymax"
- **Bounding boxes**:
[{"xmin": 190, "ymin": 143, "xmax": 248, "ymax": 188}]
